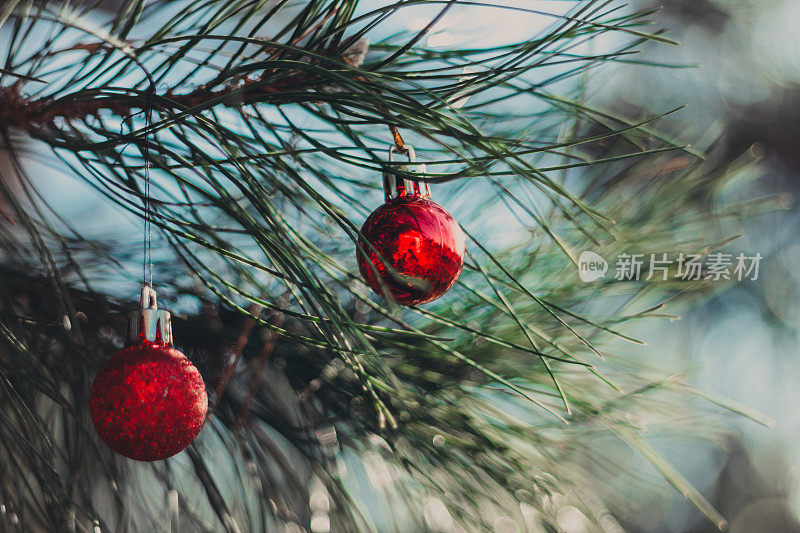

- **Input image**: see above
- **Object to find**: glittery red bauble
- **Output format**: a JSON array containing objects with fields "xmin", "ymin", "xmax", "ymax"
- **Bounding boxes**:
[
  {"xmin": 90, "ymin": 341, "xmax": 208, "ymax": 462},
  {"xmin": 358, "ymin": 195, "xmax": 465, "ymax": 305}
]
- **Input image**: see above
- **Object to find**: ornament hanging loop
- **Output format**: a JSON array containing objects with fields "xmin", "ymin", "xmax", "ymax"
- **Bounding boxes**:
[
  {"xmin": 127, "ymin": 285, "xmax": 173, "ymax": 346},
  {"xmin": 141, "ymin": 284, "xmax": 157, "ymax": 309},
  {"xmin": 383, "ymin": 144, "xmax": 430, "ymax": 202}
]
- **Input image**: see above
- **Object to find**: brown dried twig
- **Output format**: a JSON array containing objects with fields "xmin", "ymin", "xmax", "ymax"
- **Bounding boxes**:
[{"xmin": 235, "ymin": 293, "xmax": 289, "ymax": 430}]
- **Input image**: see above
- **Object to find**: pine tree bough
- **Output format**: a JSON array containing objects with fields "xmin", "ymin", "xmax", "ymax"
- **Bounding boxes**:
[{"xmin": 0, "ymin": 38, "xmax": 369, "ymax": 130}]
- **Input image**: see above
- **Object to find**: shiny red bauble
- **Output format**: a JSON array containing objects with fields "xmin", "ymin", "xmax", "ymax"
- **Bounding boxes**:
[
  {"xmin": 358, "ymin": 195, "xmax": 465, "ymax": 305},
  {"xmin": 90, "ymin": 341, "xmax": 208, "ymax": 462}
]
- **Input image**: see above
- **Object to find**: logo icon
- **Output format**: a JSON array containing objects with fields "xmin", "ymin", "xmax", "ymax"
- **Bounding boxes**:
[{"xmin": 578, "ymin": 250, "xmax": 608, "ymax": 282}]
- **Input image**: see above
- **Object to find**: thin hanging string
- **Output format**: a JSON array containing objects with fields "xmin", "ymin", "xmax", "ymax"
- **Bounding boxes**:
[{"xmin": 143, "ymin": 83, "xmax": 155, "ymax": 289}]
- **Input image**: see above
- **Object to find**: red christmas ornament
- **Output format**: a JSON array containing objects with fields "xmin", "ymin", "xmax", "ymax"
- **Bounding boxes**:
[
  {"xmin": 90, "ymin": 287, "xmax": 208, "ymax": 461},
  {"xmin": 357, "ymin": 148, "xmax": 464, "ymax": 305}
]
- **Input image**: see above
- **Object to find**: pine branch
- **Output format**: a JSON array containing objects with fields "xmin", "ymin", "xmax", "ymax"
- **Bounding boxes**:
[{"xmin": 0, "ymin": 38, "xmax": 368, "ymax": 128}]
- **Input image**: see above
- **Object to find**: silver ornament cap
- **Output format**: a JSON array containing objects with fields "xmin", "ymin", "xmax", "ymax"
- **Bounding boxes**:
[
  {"xmin": 383, "ymin": 144, "xmax": 431, "ymax": 201},
  {"xmin": 126, "ymin": 285, "xmax": 173, "ymax": 346}
]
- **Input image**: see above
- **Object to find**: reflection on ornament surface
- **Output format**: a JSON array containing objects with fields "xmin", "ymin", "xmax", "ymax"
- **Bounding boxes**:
[
  {"xmin": 358, "ymin": 196, "xmax": 465, "ymax": 305},
  {"xmin": 90, "ymin": 341, "xmax": 208, "ymax": 462}
]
